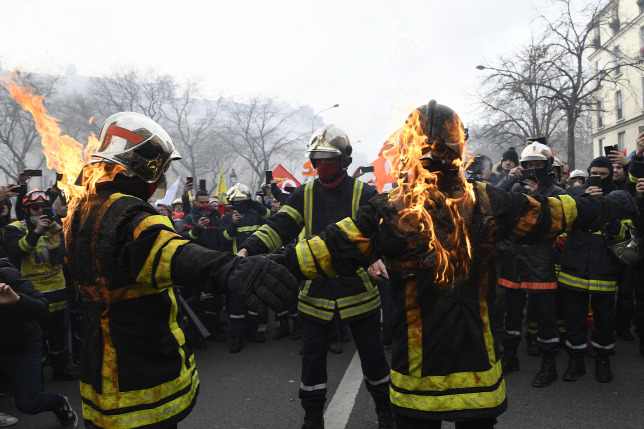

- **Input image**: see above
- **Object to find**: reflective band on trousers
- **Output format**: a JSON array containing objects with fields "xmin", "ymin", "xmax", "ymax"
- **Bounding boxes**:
[{"xmin": 300, "ymin": 382, "xmax": 327, "ymax": 392}]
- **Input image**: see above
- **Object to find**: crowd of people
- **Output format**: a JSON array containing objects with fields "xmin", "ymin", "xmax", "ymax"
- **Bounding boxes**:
[{"xmin": 0, "ymin": 104, "xmax": 641, "ymax": 429}]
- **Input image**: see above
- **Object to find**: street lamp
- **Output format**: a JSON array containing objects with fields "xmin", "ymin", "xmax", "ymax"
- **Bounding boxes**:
[
  {"xmin": 311, "ymin": 104, "xmax": 340, "ymax": 132},
  {"xmin": 230, "ymin": 168, "xmax": 237, "ymax": 186}
]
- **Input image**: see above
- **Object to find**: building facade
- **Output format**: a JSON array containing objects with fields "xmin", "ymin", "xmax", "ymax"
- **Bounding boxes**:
[{"xmin": 590, "ymin": 0, "xmax": 644, "ymax": 158}]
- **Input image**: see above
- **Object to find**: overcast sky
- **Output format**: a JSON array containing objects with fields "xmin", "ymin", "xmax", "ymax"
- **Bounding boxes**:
[{"xmin": 0, "ymin": 0, "xmax": 543, "ymax": 163}]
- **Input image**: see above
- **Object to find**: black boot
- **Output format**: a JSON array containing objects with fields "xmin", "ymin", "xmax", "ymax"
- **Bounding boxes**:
[
  {"xmin": 53, "ymin": 362, "xmax": 80, "ymax": 381},
  {"xmin": 562, "ymin": 356, "xmax": 585, "ymax": 381},
  {"xmin": 595, "ymin": 355, "xmax": 613, "ymax": 383},
  {"xmin": 501, "ymin": 349, "xmax": 519, "ymax": 375},
  {"xmin": 531, "ymin": 356, "xmax": 557, "ymax": 387},
  {"xmin": 272, "ymin": 319, "xmax": 291, "ymax": 340},
  {"xmin": 229, "ymin": 337, "xmax": 244, "ymax": 353},
  {"xmin": 375, "ymin": 401, "xmax": 394, "ymax": 428},
  {"xmin": 301, "ymin": 411, "xmax": 324, "ymax": 429},
  {"xmin": 328, "ymin": 342, "xmax": 343, "ymax": 354},
  {"xmin": 526, "ymin": 333, "xmax": 540, "ymax": 356}
]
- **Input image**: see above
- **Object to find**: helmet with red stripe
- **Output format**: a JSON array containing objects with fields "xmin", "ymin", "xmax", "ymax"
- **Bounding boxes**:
[{"xmin": 89, "ymin": 112, "xmax": 181, "ymax": 183}]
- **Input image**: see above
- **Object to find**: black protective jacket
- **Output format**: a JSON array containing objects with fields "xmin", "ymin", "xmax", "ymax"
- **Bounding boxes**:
[
  {"xmin": 180, "ymin": 206, "xmax": 223, "ymax": 251},
  {"xmin": 0, "ymin": 259, "xmax": 49, "ymax": 354},
  {"xmin": 286, "ymin": 180, "xmax": 627, "ymax": 421}
]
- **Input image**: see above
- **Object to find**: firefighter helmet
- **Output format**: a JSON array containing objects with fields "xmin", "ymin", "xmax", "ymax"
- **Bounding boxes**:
[
  {"xmin": 89, "ymin": 112, "xmax": 181, "ymax": 184},
  {"xmin": 22, "ymin": 189, "xmax": 51, "ymax": 209},
  {"xmin": 520, "ymin": 142, "xmax": 553, "ymax": 169},
  {"xmin": 227, "ymin": 184, "xmax": 251, "ymax": 202},
  {"xmin": 407, "ymin": 100, "xmax": 467, "ymax": 170},
  {"xmin": 569, "ymin": 169, "xmax": 587, "ymax": 179},
  {"xmin": 306, "ymin": 125, "xmax": 352, "ymax": 170}
]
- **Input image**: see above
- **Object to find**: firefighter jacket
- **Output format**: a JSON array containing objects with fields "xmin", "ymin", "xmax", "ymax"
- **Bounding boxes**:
[
  {"xmin": 65, "ymin": 183, "xmax": 241, "ymax": 429},
  {"xmin": 220, "ymin": 201, "xmax": 270, "ymax": 254},
  {"xmin": 242, "ymin": 175, "xmax": 380, "ymax": 323},
  {"xmin": 286, "ymin": 181, "xmax": 623, "ymax": 421},
  {"xmin": 4, "ymin": 219, "xmax": 66, "ymax": 312},
  {"xmin": 496, "ymin": 178, "xmax": 568, "ymax": 292},
  {"xmin": 180, "ymin": 206, "xmax": 224, "ymax": 251},
  {"xmin": 0, "ymin": 258, "xmax": 49, "ymax": 354}
]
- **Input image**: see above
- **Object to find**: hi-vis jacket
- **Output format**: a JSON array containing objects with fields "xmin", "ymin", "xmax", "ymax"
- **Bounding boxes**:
[
  {"xmin": 220, "ymin": 202, "xmax": 270, "ymax": 254},
  {"xmin": 4, "ymin": 220, "xmax": 66, "ymax": 312},
  {"xmin": 241, "ymin": 175, "xmax": 380, "ymax": 323},
  {"xmin": 287, "ymin": 182, "xmax": 619, "ymax": 421},
  {"xmin": 65, "ymin": 184, "xmax": 238, "ymax": 429}
]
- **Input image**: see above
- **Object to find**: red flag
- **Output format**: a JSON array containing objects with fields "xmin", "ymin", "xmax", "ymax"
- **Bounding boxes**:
[
  {"xmin": 302, "ymin": 160, "xmax": 317, "ymax": 177},
  {"xmin": 273, "ymin": 164, "xmax": 302, "ymax": 189}
]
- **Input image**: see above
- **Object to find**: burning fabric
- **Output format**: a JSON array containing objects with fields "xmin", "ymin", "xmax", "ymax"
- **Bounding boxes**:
[{"xmin": 281, "ymin": 100, "xmax": 637, "ymax": 425}]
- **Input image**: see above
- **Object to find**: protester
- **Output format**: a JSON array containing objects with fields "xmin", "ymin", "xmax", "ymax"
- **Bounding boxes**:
[
  {"xmin": 64, "ymin": 111, "xmax": 296, "ymax": 428},
  {"xmin": 0, "ymin": 258, "xmax": 78, "ymax": 428}
]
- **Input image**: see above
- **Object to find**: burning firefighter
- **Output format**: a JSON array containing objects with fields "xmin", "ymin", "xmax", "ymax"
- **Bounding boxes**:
[
  {"xmin": 64, "ymin": 112, "xmax": 297, "ymax": 429},
  {"xmin": 266, "ymin": 101, "xmax": 637, "ymax": 428}
]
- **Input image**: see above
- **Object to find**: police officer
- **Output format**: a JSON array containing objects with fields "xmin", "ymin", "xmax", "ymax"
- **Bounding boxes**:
[{"xmin": 239, "ymin": 125, "xmax": 393, "ymax": 429}]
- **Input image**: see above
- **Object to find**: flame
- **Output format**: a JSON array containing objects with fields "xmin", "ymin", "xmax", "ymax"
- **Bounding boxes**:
[
  {"xmin": 383, "ymin": 109, "xmax": 476, "ymax": 288},
  {"xmin": 0, "ymin": 71, "xmax": 102, "ymax": 234}
]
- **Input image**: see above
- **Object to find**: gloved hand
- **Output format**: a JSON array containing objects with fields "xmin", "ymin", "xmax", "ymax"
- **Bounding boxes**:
[
  {"xmin": 226, "ymin": 255, "xmax": 298, "ymax": 313},
  {"xmin": 606, "ymin": 190, "xmax": 639, "ymax": 217}
]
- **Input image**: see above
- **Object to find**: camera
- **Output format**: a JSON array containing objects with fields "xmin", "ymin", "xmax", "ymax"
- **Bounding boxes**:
[{"xmin": 466, "ymin": 156, "xmax": 485, "ymax": 178}]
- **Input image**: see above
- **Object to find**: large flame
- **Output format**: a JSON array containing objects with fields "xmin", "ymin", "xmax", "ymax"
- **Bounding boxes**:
[
  {"xmin": 383, "ymin": 109, "xmax": 476, "ymax": 288},
  {"xmin": 0, "ymin": 72, "xmax": 102, "ymax": 233}
]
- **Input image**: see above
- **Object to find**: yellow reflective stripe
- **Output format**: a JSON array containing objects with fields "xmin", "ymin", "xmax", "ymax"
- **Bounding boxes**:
[
  {"xmin": 296, "ymin": 240, "xmax": 320, "ymax": 279},
  {"xmin": 629, "ymin": 172, "xmax": 639, "ymax": 183},
  {"xmin": 336, "ymin": 286, "xmax": 379, "ymax": 307},
  {"xmin": 558, "ymin": 271, "xmax": 617, "ymax": 291},
  {"xmin": 337, "ymin": 290, "xmax": 381, "ymax": 319},
  {"xmin": 390, "ymin": 363, "xmax": 506, "ymax": 413},
  {"xmin": 223, "ymin": 229, "xmax": 234, "ymax": 241},
  {"xmin": 611, "ymin": 219, "xmax": 631, "ymax": 240},
  {"xmin": 298, "ymin": 301, "xmax": 334, "ymax": 320},
  {"xmin": 304, "ymin": 182, "xmax": 314, "ymax": 239},
  {"xmin": 261, "ymin": 209, "xmax": 270, "ymax": 220},
  {"xmin": 306, "ymin": 237, "xmax": 338, "ymax": 277},
  {"xmin": 135, "ymin": 231, "xmax": 187, "ymax": 290},
  {"xmin": 352, "ymin": 180, "xmax": 363, "ymax": 218},
  {"xmin": 254, "ymin": 225, "xmax": 283, "ymax": 251},
  {"xmin": 238, "ymin": 225, "xmax": 261, "ymax": 233},
  {"xmin": 281, "ymin": 205, "xmax": 304, "ymax": 228},
  {"xmin": 356, "ymin": 267, "xmax": 374, "ymax": 290},
  {"xmin": 133, "ymin": 215, "xmax": 174, "ymax": 240},
  {"xmin": 298, "ymin": 291, "xmax": 335, "ymax": 309},
  {"xmin": 336, "ymin": 218, "xmax": 378, "ymax": 263},
  {"xmin": 48, "ymin": 301, "xmax": 67, "ymax": 312},
  {"xmin": 302, "ymin": 280, "xmax": 313, "ymax": 295},
  {"xmin": 188, "ymin": 230, "xmax": 198, "ymax": 240},
  {"xmin": 18, "ymin": 236, "xmax": 36, "ymax": 253},
  {"xmin": 557, "ymin": 195, "xmax": 578, "ymax": 234},
  {"xmin": 405, "ymin": 279, "xmax": 423, "ymax": 378},
  {"xmin": 81, "ymin": 369, "xmax": 199, "ymax": 428},
  {"xmin": 479, "ymin": 276, "xmax": 497, "ymax": 363}
]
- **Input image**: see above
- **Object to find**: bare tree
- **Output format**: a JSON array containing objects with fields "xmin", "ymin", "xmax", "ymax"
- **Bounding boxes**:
[
  {"xmin": 223, "ymin": 97, "xmax": 308, "ymax": 189},
  {"xmin": 88, "ymin": 68, "xmax": 174, "ymax": 122},
  {"xmin": 0, "ymin": 72, "xmax": 60, "ymax": 181},
  {"xmin": 477, "ymin": 0, "xmax": 644, "ymax": 168}
]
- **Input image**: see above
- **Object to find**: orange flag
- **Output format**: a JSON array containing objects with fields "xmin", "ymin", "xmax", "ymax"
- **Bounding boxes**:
[
  {"xmin": 371, "ymin": 142, "xmax": 397, "ymax": 193},
  {"xmin": 302, "ymin": 160, "xmax": 317, "ymax": 177}
]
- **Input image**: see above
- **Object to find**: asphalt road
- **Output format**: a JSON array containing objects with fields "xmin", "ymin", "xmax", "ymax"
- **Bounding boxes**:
[{"xmin": 4, "ymin": 322, "xmax": 643, "ymax": 429}]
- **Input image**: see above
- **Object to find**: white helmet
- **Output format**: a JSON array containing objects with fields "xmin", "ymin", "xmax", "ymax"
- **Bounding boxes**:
[
  {"xmin": 520, "ymin": 142, "xmax": 553, "ymax": 169},
  {"xmin": 227, "ymin": 183, "xmax": 251, "ymax": 202},
  {"xmin": 569, "ymin": 169, "xmax": 587, "ymax": 179},
  {"xmin": 89, "ymin": 112, "xmax": 181, "ymax": 183},
  {"xmin": 306, "ymin": 125, "xmax": 352, "ymax": 169}
]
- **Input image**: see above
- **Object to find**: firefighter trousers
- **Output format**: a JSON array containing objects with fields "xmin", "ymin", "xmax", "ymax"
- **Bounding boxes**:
[
  {"xmin": 502, "ymin": 289, "xmax": 559, "ymax": 356},
  {"xmin": 299, "ymin": 311, "xmax": 390, "ymax": 413},
  {"xmin": 561, "ymin": 287, "xmax": 615, "ymax": 357}
]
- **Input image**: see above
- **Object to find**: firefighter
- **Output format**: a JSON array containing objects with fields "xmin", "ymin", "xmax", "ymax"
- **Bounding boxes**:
[
  {"xmin": 268, "ymin": 101, "xmax": 636, "ymax": 428},
  {"xmin": 64, "ymin": 112, "xmax": 297, "ymax": 429},
  {"xmin": 238, "ymin": 125, "xmax": 393, "ymax": 429},
  {"xmin": 4, "ymin": 189, "xmax": 80, "ymax": 381},
  {"xmin": 495, "ymin": 142, "xmax": 568, "ymax": 387},
  {"xmin": 220, "ymin": 183, "xmax": 271, "ymax": 352}
]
